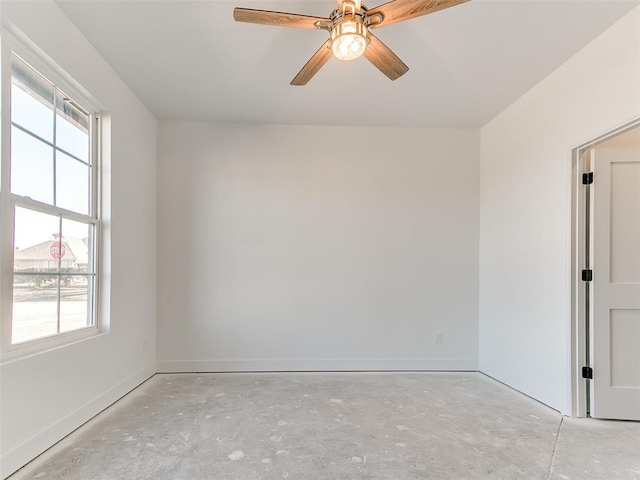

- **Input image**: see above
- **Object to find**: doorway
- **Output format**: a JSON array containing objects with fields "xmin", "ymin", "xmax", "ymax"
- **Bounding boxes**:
[{"xmin": 572, "ymin": 120, "xmax": 640, "ymax": 420}]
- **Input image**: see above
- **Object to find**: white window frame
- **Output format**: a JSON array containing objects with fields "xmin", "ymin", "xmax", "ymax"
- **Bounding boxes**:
[{"xmin": 0, "ymin": 31, "xmax": 103, "ymax": 360}]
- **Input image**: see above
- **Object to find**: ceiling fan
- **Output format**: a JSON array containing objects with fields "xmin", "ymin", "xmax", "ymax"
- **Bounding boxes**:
[{"xmin": 233, "ymin": 0, "xmax": 469, "ymax": 86}]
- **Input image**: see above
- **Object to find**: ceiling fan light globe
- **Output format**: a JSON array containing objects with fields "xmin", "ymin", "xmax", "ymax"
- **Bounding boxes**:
[
  {"xmin": 332, "ymin": 34, "xmax": 367, "ymax": 60},
  {"xmin": 330, "ymin": 19, "xmax": 368, "ymax": 61}
]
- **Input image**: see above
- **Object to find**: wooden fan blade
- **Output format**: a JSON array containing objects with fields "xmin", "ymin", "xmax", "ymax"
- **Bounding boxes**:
[
  {"xmin": 363, "ymin": 33, "xmax": 409, "ymax": 80},
  {"xmin": 368, "ymin": 0, "xmax": 469, "ymax": 28},
  {"xmin": 291, "ymin": 39, "xmax": 333, "ymax": 85},
  {"xmin": 233, "ymin": 8, "xmax": 328, "ymax": 29}
]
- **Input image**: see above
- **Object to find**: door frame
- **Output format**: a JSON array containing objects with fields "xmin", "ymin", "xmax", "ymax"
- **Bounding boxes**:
[{"xmin": 570, "ymin": 118, "xmax": 640, "ymax": 417}]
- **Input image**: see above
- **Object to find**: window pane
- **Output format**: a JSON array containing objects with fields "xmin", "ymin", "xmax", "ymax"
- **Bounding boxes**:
[
  {"xmin": 56, "ymin": 93, "xmax": 90, "ymax": 163},
  {"xmin": 60, "ymin": 276, "xmax": 92, "ymax": 333},
  {"xmin": 12, "ymin": 276, "xmax": 58, "ymax": 344},
  {"xmin": 14, "ymin": 207, "xmax": 61, "ymax": 274},
  {"xmin": 11, "ymin": 127, "xmax": 54, "ymax": 204},
  {"xmin": 11, "ymin": 55, "xmax": 54, "ymax": 143},
  {"xmin": 61, "ymin": 218, "xmax": 93, "ymax": 274},
  {"xmin": 57, "ymin": 151, "xmax": 90, "ymax": 214}
]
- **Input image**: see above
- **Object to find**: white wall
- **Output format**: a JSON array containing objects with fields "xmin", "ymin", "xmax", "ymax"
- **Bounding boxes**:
[
  {"xmin": 158, "ymin": 122, "xmax": 479, "ymax": 372},
  {"xmin": 479, "ymin": 7, "xmax": 640, "ymax": 414},
  {"xmin": 0, "ymin": 2, "xmax": 157, "ymax": 477}
]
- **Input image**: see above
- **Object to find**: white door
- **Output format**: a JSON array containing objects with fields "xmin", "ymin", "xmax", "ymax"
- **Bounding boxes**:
[{"xmin": 590, "ymin": 126, "xmax": 640, "ymax": 420}]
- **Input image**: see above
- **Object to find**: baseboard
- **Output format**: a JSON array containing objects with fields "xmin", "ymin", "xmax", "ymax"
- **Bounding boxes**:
[
  {"xmin": 479, "ymin": 369, "xmax": 566, "ymax": 415},
  {"xmin": 1, "ymin": 363, "xmax": 157, "ymax": 479},
  {"xmin": 157, "ymin": 358, "xmax": 478, "ymax": 373}
]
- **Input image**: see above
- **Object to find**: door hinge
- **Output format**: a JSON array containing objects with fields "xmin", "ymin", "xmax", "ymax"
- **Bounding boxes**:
[
  {"xmin": 581, "ymin": 269, "xmax": 593, "ymax": 281},
  {"xmin": 582, "ymin": 366, "xmax": 593, "ymax": 379},
  {"xmin": 582, "ymin": 172, "xmax": 594, "ymax": 185}
]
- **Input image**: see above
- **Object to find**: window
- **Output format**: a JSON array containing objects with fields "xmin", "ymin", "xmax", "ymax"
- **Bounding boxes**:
[{"xmin": 1, "ymin": 49, "xmax": 100, "ymax": 352}]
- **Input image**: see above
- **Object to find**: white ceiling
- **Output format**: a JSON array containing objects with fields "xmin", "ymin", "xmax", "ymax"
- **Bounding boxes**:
[{"xmin": 56, "ymin": 0, "xmax": 638, "ymax": 128}]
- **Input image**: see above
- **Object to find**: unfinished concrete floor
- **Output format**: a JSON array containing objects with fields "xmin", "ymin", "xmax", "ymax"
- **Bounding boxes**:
[{"xmin": 9, "ymin": 373, "xmax": 640, "ymax": 480}]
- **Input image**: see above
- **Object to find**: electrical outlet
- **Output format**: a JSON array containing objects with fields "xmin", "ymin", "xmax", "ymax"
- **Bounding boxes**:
[{"xmin": 435, "ymin": 333, "xmax": 443, "ymax": 345}]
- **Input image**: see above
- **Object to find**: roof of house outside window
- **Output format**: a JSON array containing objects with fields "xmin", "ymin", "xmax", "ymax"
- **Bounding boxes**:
[{"xmin": 14, "ymin": 237, "xmax": 88, "ymax": 266}]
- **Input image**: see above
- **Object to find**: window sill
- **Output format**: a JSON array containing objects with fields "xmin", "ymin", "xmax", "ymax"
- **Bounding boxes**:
[{"xmin": 0, "ymin": 326, "xmax": 103, "ymax": 364}]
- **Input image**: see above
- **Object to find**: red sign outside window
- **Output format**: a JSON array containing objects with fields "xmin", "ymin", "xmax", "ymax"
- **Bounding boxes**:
[{"xmin": 50, "ymin": 240, "xmax": 66, "ymax": 259}]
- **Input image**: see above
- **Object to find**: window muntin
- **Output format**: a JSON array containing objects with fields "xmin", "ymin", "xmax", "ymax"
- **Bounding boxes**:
[{"xmin": 6, "ymin": 53, "xmax": 99, "ymax": 347}]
